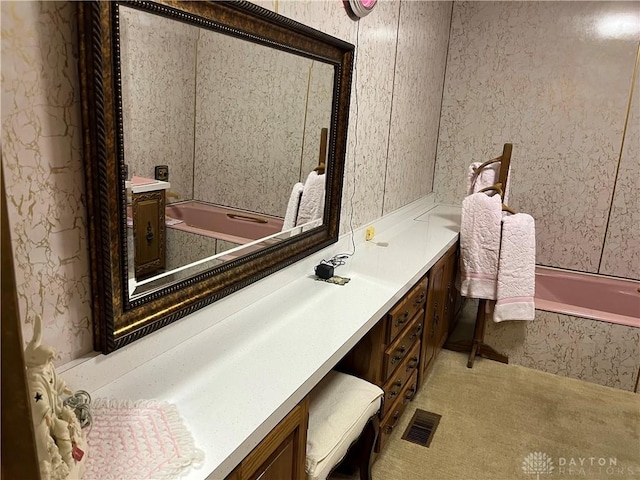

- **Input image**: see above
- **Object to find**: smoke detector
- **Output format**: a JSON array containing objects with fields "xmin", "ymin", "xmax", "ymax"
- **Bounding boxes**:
[{"xmin": 348, "ymin": 0, "xmax": 377, "ymax": 18}]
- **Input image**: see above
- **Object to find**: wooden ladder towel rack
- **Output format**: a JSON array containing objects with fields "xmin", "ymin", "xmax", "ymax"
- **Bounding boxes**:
[{"xmin": 445, "ymin": 143, "xmax": 512, "ymax": 368}]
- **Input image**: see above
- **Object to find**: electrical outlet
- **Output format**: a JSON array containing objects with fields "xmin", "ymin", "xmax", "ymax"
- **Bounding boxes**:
[{"xmin": 365, "ymin": 226, "xmax": 375, "ymax": 241}]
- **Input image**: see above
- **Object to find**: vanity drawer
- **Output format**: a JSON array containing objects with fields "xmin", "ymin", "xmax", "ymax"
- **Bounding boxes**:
[
  {"xmin": 386, "ymin": 277, "xmax": 428, "ymax": 344},
  {"xmin": 378, "ymin": 369, "xmax": 418, "ymax": 452},
  {"xmin": 383, "ymin": 312, "xmax": 423, "ymax": 380},
  {"xmin": 381, "ymin": 341, "xmax": 420, "ymax": 418}
]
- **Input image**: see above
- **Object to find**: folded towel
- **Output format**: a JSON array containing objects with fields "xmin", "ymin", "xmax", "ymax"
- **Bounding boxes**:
[
  {"xmin": 297, "ymin": 171, "xmax": 325, "ymax": 226},
  {"xmin": 282, "ymin": 182, "xmax": 304, "ymax": 230},
  {"xmin": 459, "ymin": 192, "xmax": 503, "ymax": 300},
  {"xmin": 493, "ymin": 213, "xmax": 536, "ymax": 322},
  {"xmin": 466, "ymin": 162, "xmax": 511, "ymax": 204}
]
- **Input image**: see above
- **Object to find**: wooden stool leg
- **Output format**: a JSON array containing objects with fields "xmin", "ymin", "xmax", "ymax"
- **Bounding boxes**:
[{"xmin": 359, "ymin": 416, "xmax": 379, "ymax": 480}]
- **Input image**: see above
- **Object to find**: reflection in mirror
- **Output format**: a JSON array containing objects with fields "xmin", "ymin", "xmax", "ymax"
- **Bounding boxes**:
[
  {"xmin": 118, "ymin": 6, "xmax": 335, "ymax": 297},
  {"xmin": 78, "ymin": 0, "xmax": 353, "ymax": 352}
]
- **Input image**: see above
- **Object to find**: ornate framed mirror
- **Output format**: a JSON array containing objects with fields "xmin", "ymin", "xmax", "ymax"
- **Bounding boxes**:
[{"xmin": 78, "ymin": 0, "xmax": 354, "ymax": 353}]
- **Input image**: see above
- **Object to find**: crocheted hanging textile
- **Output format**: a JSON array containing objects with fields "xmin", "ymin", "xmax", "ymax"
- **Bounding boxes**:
[{"xmin": 85, "ymin": 399, "xmax": 204, "ymax": 480}]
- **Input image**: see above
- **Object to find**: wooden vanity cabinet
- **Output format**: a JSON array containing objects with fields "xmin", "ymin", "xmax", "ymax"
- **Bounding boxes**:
[
  {"xmin": 338, "ymin": 242, "xmax": 459, "ymax": 453},
  {"xmin": 419, "ymin": 242, "xmax": 459, "ymax": 386},
  {"xmin": 227, "ymin": 243, "xmax": 460, "ymax": 477},
  {"xmin": 338, "ymin": 276, "xmax": 427, "ymax": 452},
  {"xmin": 132, "ymin": 190, "xmax": 166, "ymax": 278},
  {"xmin": 226, "ymin": 398, "xmax": 309, "ymax": 480}
]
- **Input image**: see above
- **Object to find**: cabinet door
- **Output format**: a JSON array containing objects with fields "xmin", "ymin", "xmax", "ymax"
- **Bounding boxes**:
[
  {"xmin": 440, "ymin": 245, "xmax": 459, "ymax": 344},
  {"xmin": 230, "ymin": 399, "xmax": 309, "ymax": 480},
  {"xmin": 420, "ymin": 260, "xmax": 444, "ymax": 386},
  {"xmin": 132, "ymin": 190, "xmax": 166, "ymax": 278}
]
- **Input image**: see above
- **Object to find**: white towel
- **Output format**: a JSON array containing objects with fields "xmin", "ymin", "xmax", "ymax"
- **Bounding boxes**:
[
  {"xmin": 466, "ymin": 161, "xmax": 511, "ymax": 204},
  {"xmin": 493, "ymin": 213, "xmax": 536, "ymax": 322},
  {"xmin": 460, "ymin": 192, "xmax": 503, "ymax": 300},
  {"xmin": 282, "ymin": 182, "xmax": 304, "ymax": 230},
  {"xmin": 297, "ymin": 171, "xmax": 325, "ymax": 226}
]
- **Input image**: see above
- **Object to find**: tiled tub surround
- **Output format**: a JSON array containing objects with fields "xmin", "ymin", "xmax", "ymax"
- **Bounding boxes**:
[
  {"xmin": 484, "ymin": 267, "xmax": 640, "ymax": 392},
  {"xmin": 433, "ymin": 1, "xmax": 640, "ymax": 278},
  {"xmin": 62, "ymin": 198, "xmax": 461, "ymax": 480},
  {"xmin": 2, "ymin": 0, "xmax": 453, "ymax": 364}
]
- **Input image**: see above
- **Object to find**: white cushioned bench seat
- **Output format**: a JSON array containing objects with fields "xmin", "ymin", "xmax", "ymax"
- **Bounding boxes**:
[{"xmin": 306, "ymin": 371, "xmax": 383, "ymax": 480}]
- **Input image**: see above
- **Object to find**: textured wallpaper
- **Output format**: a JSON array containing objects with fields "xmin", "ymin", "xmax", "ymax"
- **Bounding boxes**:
[
  {"xmin": 299, "ymin": 61, "xmax": 335, "ymax": 186},
  {"xmin": 1, "ymin": 1, "xmax": 92, "ymax": 365},
  {"xmin": 600, "ymin": 52, "xmax": 640, "ymax": 280},
  {"xmin": 383, "ymin": 0, "xmax": 452, "ymax": 214},
  {"xmin": 119, "ymin": 7, "xmax": 197, "ymax": 203},
  {"xmin": 433, "ymin": 1, "xmax": 639, "ymax": 276},
  {"xmin": 485, "ymin": 311, "xmax": 640, "ymax": 392},
  {"xmin": 2, "ymin": 0, "xmax": 452, "ymax": 364},
  {"xmin": 193, "ymin": 29, "xmax": 311, "ymax": 217},
  {"xmin": 341, "ymin": 0, "xmax": 401, "ymax": 229}
]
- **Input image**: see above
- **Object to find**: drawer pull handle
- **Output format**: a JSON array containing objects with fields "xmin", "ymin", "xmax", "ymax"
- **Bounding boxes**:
[
  {"xmin": 405, "ymin": 385, "xmax": 417, "ymax": 402},
  {"xmin": 409, "ymin": 324, "xmax": 423, "ymax": 340},
  {"xmin": 384, "ymin": 411, "xmax": 401, "ymax": 434},
  {"xmin": 146, "ymin": 222, "xmax": 154, "ymax": 243},
  {"xmin": 391, "ymin": 345, "xmax": 407, "ymax": 365},
  {"xmin": 414, "ymin": 293, "xmax": 426, "ymax": 306},
  {"xmin": 407, "ymin": 357, "xmax": 419, "ymax": 371},
  {"xmin": 389, "ymin": 390, "xmax": 398, "ymax": 399},
  {"xmin": 395, "ymin": 311, "xmax": 410, "ymax": 328}
]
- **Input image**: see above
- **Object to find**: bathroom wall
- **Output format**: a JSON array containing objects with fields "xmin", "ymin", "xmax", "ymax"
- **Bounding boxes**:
[
  {"xmin": 485, "ymin": 311, "xmax": 640, "ymax": 392},
  {"xmin": 193, "ymin": 30, "xmax": 316, "ymax": 217},
  {"xmin": 1, "ymin": 1, "xmax": 92, "ymax": 364},
  {"xmin": 1, "ymin": 0, "xmax": 453, "ymax": 364},
  {"xmin": 119, "ymin": 7, "xmax": 198, "ymax": 203},
  {"xmin": 119, "ymin": 7, "xmax": 335, "ymax": 218},
  {"xmin": 600, "ymin": 59, "xmax": 640, "ymax": 280},
  {"xmin": 433, "ymin": 1, "xmax": 640, "ymax": 280}
]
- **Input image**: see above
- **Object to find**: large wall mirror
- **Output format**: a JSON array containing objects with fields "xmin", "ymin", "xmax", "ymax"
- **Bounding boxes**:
[{"xmin": 78, "ymin": 0, "xmax": 354, "ymax": 353}]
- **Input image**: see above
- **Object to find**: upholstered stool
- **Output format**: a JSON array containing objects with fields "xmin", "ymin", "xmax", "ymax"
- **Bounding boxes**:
[{"xmin": 306, "ymin": 371, "xmax": 383, "ymax": 480}]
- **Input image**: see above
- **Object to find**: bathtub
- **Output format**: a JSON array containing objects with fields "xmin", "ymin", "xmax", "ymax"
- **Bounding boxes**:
[
  {"xmin": 535, "ymin": 266, "xmax": 640, "ymax": 328},
  {"xmin": 165, "ymin": 200, "xmax": 284, "ymax": 245}
]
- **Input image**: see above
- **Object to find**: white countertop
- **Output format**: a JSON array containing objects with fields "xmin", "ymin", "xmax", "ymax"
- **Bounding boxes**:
[
  {"xmin": 62, "ymin": 195, "xmax": 461, "ymax": 480},
  {"xmin": 125, "ymin": 178, "xmax": 171, "ymax": 194}
]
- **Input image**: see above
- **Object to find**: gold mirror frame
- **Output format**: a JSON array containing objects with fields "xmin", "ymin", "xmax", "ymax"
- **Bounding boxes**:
[{"xmin": 78, "ymin": 0, "xmax": 354, "ymax": 353}]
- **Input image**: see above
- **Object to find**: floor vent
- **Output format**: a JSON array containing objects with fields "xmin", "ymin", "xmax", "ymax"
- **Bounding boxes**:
[{"xmin": 401, "ymin": 409, "xmax": 441, "ymax": 448}]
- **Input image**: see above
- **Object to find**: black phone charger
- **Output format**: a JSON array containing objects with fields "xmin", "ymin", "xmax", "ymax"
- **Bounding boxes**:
[{"xmin": 314, "ymin": 263, "xmax": 334, "ymax": 279}]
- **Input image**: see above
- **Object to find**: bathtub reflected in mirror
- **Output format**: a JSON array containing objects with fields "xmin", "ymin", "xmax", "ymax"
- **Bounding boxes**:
[{"xmin": 130, "ymin": 216, "xmax": 321, "ymax": 299}]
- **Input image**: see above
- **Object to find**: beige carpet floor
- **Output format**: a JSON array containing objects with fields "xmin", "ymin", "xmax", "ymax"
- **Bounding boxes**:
[{"xmin": 333, "ymin": 350, "xmax": 640, "ymax": 480}]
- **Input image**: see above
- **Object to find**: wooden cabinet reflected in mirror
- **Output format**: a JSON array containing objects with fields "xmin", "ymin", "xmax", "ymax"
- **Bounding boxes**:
[{"xmin": 78, "ymin": 0, "xmax": 354, "ymax": 353}]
